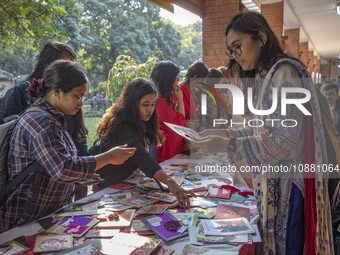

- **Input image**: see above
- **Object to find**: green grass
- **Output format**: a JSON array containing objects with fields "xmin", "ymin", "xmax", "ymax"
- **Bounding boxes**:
[{"xmin": 85, "ymin": 116, "xmax": 102, "ymax": 148}]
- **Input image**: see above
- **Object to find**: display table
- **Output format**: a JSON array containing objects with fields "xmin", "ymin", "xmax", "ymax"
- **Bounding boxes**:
[{"xmin": 0, "ymin": 152, "xmax": 258, "ymax": 255}]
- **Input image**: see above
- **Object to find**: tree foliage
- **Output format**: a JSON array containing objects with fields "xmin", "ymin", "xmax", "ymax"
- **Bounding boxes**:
[
  {"xmin": 77, "ymin": 0, "xmax": 182, "ymax": 82},
  {"xmin": 107, "ymin": 55, "xmax": 157, "ymax": 100},
  {"xmin": 175, "ymin": 21, "xmax": 202, "ymax": 70},
  {"xmin": 0, "ymin": 0, "xmax": 78, "ymax": 44}
]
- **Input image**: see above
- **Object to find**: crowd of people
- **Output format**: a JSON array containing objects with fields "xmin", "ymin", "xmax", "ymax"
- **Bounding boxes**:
[{"xmin": 0, "ymin": 11, "xmax": 340, "ymax": 255}]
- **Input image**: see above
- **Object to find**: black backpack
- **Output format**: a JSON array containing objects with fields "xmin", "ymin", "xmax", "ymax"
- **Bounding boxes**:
[{"xmin": 0, "ymin": 106, "xmax": 53, "ymax": 206}]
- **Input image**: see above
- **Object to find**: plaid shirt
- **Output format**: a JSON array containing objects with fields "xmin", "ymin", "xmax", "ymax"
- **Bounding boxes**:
[{"xmin": 0, "ymin": 98, "xmax": 96, "ymax": 231}]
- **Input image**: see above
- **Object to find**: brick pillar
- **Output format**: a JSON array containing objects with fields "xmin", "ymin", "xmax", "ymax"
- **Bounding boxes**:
[
  {"xmin": 313, "ymin": 55, "xmax": 318, "ymax": 74},
  {"xmin": 299, "ymin": 42, "xmax": 308, "ymax": 67},
  {"xmin": 320, "ymin": 60, "xmax": 331, "ymax": 79},
  {"xmin": 261, "ymin": 2, "xmax": 283, "ymax": 45},
  {"xmin": 283, "ymin": 28, "xmax": 299, "ymax": 58},
  {"xmin": 307, "ymin": 50, "xmax": 314, "ymax": 71},
  {"xmin": 202, "ymin": 0, "xmax": 239, "ymax": 68}
]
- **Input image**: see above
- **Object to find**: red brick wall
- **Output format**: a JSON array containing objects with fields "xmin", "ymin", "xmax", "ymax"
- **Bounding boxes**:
[
  {"xmin": 202, "ymin": 0, "xmax": 239, "ymax": 68},
  {"xmin": 261, "ymin": 2, "xmax": 283, "ymax": 45},
  {"xmin": 283, "ymin": 28, "xmax": 299, "ymax": 58},
  {"xmin": 299, "ymin": 42, "xmax": 308, "ymax": 67},
  {"xmin": 307, "ymin": 50, "xmax": 314, "ymax": 71},
  {"xmin": 320, "ymin": 60, "xmax": 331, "ymax": 79}
]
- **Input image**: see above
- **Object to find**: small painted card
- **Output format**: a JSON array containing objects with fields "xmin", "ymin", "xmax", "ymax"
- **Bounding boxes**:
[
  {"xmin": 33, "ymin": 234, "xmax": 72, "ymax": 253},
  {"xmin": 172, "ymin": 212, "xmax": 199, "ymax": 227},
  {"xmin": 141, "ymin": 211, "xmax": 189, "ymax": 242},
  {"xmin": 136, "ymin": 205, "xmax": 169, "ymax": 215},
  {"xmin": 122, "ymin": 219, "xmax": 154, "ymax": 235},
  {"xmin": 201, "ymin": 218, "xmax": 255, "ymax": 236},
  {"xmin": 97, "ymin": 209, "xmax": 136, "ymax": 228},
  {"xmin": 119, "ymin": 195, "xmax": 158, "ymax": 208},
  {"xmin": 215, "ymin": 204, "xmax": 251, "ymax": 221},
  {"xmin": 45, "ymin": 216, "xmax": 99, "ymax": 238},
  {"xmin": 205, "ymin": 184, "xmax": 231, "ymax": 199},
  {"xmin": 146, "ymin": 192, "xmax": 177, "ymax": 203},
  {"xmin": 101, "ymin": 192, "xmax": 131, "ymax": 204}
]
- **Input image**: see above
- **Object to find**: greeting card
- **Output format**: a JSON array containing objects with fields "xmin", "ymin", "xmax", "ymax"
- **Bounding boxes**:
[
  {"xmin": 195, "ymin": 207, "xmax": 216, "ymax": 219},
  {"xmin": 101, "ymin": 233, "xmax": 162, "ymax": 255},
  {"xmin": 196, "ymin": 222, "xmax": 248, "ymax": 244},
  {"xmin": 101, "ymin": 192, "xmax": 131, "ymax": 204},
  {"xmin": 33, "ymin": 234, "xmax": 72, "ymax": 253},
  {"xmin": 141, "ymin": 211, "xmax": 189, "ymax": 242},
  {"xmin": 119, "ymin": 195, "xmax": 158, "ymax": 208},
  {"xmin": 83, "ymin": 228, "xmax": 120, "ymax": 238},
  {"xmin": 215, "ymin": 204, "xmax": 251, "ymax": 221},
  {"xmin": 146, "ymin": 192, "xmax": 176, "ymax": 203},
  {"xmin": 172, "ymin": 212, "xmax": 199, "ymax": 227},
  {"xmin": 122, "ymin": 219, "xmax": 154, "ymax": 235},
  {"xmin": 201, "ymin": 218, "xmax": 255, "ymax": 236},
  {"xmin": 205, "ymin": 184, "xmax": 231, "ymax": 199},
  {"xmin": 97, "ymin": 209, "xmax": 136, "ymax": 228},
  {"xmin": 45, "ymin": 216, "xmax": 99, "ymax": 238},
  {"xmin": 136, "ymin": 205, "xmax": 169, "ymax": 215}
]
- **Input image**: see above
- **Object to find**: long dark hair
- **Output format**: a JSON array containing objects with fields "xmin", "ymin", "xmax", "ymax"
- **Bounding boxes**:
[
  {"xmin": 150, "ymin": 61, "xmax": 179, "ymax": 108},
  {"xmin": 42, "ymin": 60, "xmax": 88, "ymax": 140},
  {"xmin": 97, "ymin": 78, "xmax": 163, "ymax": 148},
  {"xmin": 225, "ymin": 12, "xmax": 302, "ymax": 80},
  {"xmin": 183, "ymin": 62, "xmax": 209, "ymax": 86},
  {"xmin": 29, "ymin": 42, "xmax": 76, "ymax": 82}
]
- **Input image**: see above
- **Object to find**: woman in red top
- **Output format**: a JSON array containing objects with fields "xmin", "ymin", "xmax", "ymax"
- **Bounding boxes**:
[
  {"xmin": 151, "ymin": 61, "xmax": 186, "ymax": 163},
  {"xmin": 178, "ymin": 62, "xmax": 209, "ymax": 121}
]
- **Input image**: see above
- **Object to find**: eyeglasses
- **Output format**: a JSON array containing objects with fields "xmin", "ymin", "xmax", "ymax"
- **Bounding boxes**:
[
  {"xmin": 77, "ymin": 95, "xmax": 86, "ymax": 104},
  {"xmin": 226, "ymin": 35, "xmax": 253, "ymax": 60},
  {"xmin": 324, "ymin": 92, "xmax": 335, "ymax": 98}
]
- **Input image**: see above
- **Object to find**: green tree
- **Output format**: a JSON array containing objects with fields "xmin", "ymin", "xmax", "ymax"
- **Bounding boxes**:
[
  {"xmin": 175, "ymin": 21, "xmax": 202, "ymax": 70},
  {"xmin": 107, "ymin": 55, "xmax": 157, "ymax": 100},
  {"xmin": 79, "ymin": 0, "xmax": 181, "ymax": 82},
  {"xmin": 0, "ymin": 0, "xmax": 74, "ymax": 44}
]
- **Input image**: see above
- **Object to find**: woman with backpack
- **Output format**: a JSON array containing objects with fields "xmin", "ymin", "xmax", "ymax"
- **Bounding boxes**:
[
  {"xmin": 95, "ymin": 77, "xmax": 193, "ymax": 208},
  {"xmin": 0, "ymin": 42, "xmax": 89, "ymax": 156},
  {"xmin": 0, "ymin": 60, "xmax": 136, "ymax": 231}
]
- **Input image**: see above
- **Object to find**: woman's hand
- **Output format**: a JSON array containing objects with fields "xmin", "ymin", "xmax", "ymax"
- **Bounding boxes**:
[
  {"xmin": 166, "ymin": 179, "xmax": 195, "ymax": 209},
  {"xmin": 153, "ymin": 170, "xmax": 195, "ymax": 209},
  {"xmin": 174, "ymin": 84, "xmax": 183, "ymax": 101},
  {"xmin": 106, "ymin": 144, "xmax": 136, "ymax": 164},
  {"xmin": 95, "ymin": 144, "xmax": 136, "ymax": 171}
]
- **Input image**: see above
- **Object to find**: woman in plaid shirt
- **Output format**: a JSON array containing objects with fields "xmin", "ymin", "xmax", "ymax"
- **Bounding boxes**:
[{"xmin": 0, "ymin": 60, "xmax": 136, "ymax": 231}]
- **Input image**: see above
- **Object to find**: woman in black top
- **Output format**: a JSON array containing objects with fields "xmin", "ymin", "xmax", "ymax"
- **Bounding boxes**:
[{"xmin": 96, "ymin": 78, "xmax": 193, "ymax": 208}]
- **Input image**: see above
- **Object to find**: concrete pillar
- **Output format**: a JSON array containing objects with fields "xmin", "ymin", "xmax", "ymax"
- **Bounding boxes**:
[
  {"xmin": 202, "ymin": 0, "xmax": 239, "ymax": 68},
  {"xmin": 283, "ymin": 28, "xmax": 299, "ymax": 58},
  {"xmin": 261, "ymin": 1, "xmax": 283, "ymax": 45}
]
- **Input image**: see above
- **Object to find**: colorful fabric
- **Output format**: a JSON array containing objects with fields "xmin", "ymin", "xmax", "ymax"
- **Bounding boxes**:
[
  {"xmin": 156, "ymin": 97, "xmax": 186, "ymax": 163},
  {"xmin": 227, "ymin": 59, "xmax": 333, "ymax": 254},
  {"xmin": 0, "ymin": 98, "xmax": 96, "ymax": 231}
]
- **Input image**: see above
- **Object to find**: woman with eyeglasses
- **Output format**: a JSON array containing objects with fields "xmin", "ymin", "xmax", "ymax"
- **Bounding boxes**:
[
  {"xmin": 0, "ymin": 60, "xmax": 136, "ymax": 231},
  {"xmin": 194, "ymin": 12, "xmax": 338, "ymax": 254},
  {"xmin": 150, "ymin": 61, "xmax": 186, "ymax": 163}
]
